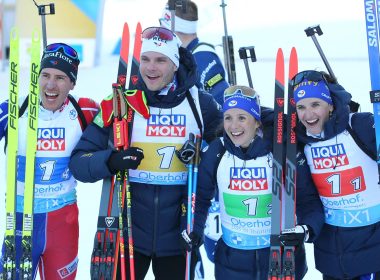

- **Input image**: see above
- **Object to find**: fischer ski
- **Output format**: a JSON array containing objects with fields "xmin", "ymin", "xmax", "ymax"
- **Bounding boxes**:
[
  {"xmin": 268, "ymin": 48, "xmax": 285, "ymax": 280},
  {"xmin": 20, "ymin": 29, "xmax": 41, "ymax": 280},
  {"xmin": 268, "ymin": 47, "xmax": 298, "ymax": 280},
  {"xmin": 364, "ymin": 0, "xmax": 380, "ymax": 180},
  {"xmin": 2, "ymin": 27, "xmax": 20, "ymax": 280}
]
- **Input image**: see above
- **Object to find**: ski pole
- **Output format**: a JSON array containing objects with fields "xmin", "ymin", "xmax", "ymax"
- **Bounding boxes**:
[
  {"xmin": 187, "ymin": 135, "xmax": 201, "ymax": 280},
  {"xmin": 304, "ymin": 25, "xmax": 336, "ymax": 81},
  {"xmin": 32, "ymin": 0, "xmax": 55, "ymax": 49},
  {"xmin": 191, "ymin": 135, "xmax": 202, "ymax": 226},
  {"xmin": 238, "ymin": 46, "xmax": 257, "ymax": 88},
  {"xmin": 184, "ymin": 133, "xmax": 195, "ymax": 280},
  {"xmin": 220, "ymin": 0, "xmax": 236, "ymax": 85}
]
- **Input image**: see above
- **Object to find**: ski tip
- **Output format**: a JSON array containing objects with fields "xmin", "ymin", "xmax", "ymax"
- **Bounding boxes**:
[
  {"xmin": 289, "ymin": 47, "xmax": 299, "ymax": 81},
  {"xmin": 290, "ymin": 47, "xmax": 298, "ymax": 58},
  {"xmin": 275, "ymin": 48, "xmax": 285, "ymax": 86},
  {"xmin": 10, "ymin": 27, "xmax": 19, "ymax": 40}
]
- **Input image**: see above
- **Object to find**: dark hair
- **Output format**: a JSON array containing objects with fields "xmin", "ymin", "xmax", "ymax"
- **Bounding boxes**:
[{"xmin": 175, "ymin": 0, "xmax": 198, "ymax": 21}]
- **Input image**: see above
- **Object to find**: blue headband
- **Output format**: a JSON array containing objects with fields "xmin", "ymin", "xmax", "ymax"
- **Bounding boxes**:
[
  {"xmin": 294, "ymin": 79, "xmax": 333, "ymax": 105},
  {"xmin": 223, "ymin": 93, "xmax": 261, "ymax": 121}
]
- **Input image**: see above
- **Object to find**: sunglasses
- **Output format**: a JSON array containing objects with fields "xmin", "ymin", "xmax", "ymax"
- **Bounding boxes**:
[
  {"xmin": 44, "ymin": 43, "xmax": 78, "ymax": 60},
  {"xmin": 291, "ymin": 70, "xmax": 327, "ymax": 88},
  {"xmin": 141, "ymin": 27, "xmax": 175, "ymax": 41},
  {"xmin": 224, "ymin": 85, "xmax": 261, "ymax": 107}
]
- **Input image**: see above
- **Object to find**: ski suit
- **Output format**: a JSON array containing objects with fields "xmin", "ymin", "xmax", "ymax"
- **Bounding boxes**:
[
  {"xmin": 296, "ymin": 82, "xmax": 380, "ymax": 279},
  {"xmin": 0, "ymin": 96, "xmax": 98, "ymax": 279},
  {"xmin": 194, "ymin": 123, "xmax": 308, "ymax": 279},
  {"xmin": 69, "ymin": 47, "xmax": 222, "ymax": 280}
]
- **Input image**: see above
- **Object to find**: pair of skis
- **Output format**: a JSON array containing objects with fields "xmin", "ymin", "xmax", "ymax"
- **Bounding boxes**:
[
  {"xmin": 3, "ymin": 28, "xmax": 40, "ymax": 280},
  {"xmin": 90, "ymin": 22, "xmax": 142, "ymax": 280},
  {"xmin": 363, "ymin": 0, "xmax": 380, "ymax": 179},
  {"xmin": 268, "ymin": 47, "xmax": 298, "ymax": 280}
]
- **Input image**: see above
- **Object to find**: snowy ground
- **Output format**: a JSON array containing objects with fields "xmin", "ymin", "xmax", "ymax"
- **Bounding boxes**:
[{"xmin": 0, "ymin": 0, "xmax": 374, "ymax": 278}]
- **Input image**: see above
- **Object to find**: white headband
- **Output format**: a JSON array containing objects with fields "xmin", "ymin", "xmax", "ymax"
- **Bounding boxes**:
[
  {"xmin": 159, "ymin": 8, "xmax": 198, "ymax": 34},
  {"xmin": 141, "ymin": 31, "xmax": 181, "ymax": 67}
]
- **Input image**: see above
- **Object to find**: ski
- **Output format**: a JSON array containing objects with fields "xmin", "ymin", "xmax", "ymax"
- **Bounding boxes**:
[
  {"xmin": 90, "ymin": 22, "xmax": 143, "ymax": 280},
  {"xmin": 364, "ymin": 0, "xmax": 380, "ymax": 179},
  {"xmin": 128, "ymin": 22, "xmax": 142, "ymax": 90},
  {"xmin": 90, "ymin": 22, "xmax": 130, "ymax": 280},
  {"xmin": 282, "ymin": 47, "xmax": 298, "ymax": 280},
  {"xmin": 3, "ymin": 27, "xmax": 20, "ymax": 280},
  {"xmin": 19, "ymin": 29, "xmax": 40, "ymax": 280},
  {"xmin": 268, "ymin": 48, "xmax": 285, "ymax": 280},
  {"xmin": 120, "ymin": 22, "xmax": 143, "ymax": 280},
  {"xmin": 268, "ymin": 47, "xmax": 298, "ymax": 280}
]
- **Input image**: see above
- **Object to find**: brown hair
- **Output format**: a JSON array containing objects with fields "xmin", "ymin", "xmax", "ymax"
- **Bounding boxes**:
[{"xmin": 175, "ymin": 1, "xmax": 198, "ymax": 21}]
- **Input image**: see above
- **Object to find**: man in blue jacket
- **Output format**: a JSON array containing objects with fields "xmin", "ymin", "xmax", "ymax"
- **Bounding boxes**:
[{"xmin": 69, "ymin": 26, "xmax": 222, "ymax": 280}]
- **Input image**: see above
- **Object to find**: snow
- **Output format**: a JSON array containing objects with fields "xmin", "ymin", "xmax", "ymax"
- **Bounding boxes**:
[{"xmin": 0, "ymin": 0, "xmax": 373, "ymax": 279}]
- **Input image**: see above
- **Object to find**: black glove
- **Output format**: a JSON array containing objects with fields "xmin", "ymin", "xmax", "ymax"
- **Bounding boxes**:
[
  {"xmin": 107, "ymin": 147, "xmax": 144, "ymax": 173},
  {"xmin": 180, "ymin": 230, "xmax": 201, "ymax": 254},
  {"xmin": 279, "ymin": 225, "xmax": 310, "ymax": 247}
]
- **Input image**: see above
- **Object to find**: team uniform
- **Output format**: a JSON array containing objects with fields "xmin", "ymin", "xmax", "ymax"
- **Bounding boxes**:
[
  {"xmin": 194, "ymin": 123, "xmax": 308, "ymax": 279},
  {"xmin": 0, "ymin": 96, "xmax": 98, "ymax": 279},
  {"xmin": 69, "ymin": 47, "xmax": 222, "ymax": 279},
  {"xmin": 296, "ymin": 83, "xmax": 380, "ymax": 279}
]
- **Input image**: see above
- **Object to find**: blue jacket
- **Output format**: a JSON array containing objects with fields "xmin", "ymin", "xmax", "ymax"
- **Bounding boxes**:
[
  {"xmin": 194, "ymin": 110, "xmax": 307, "ymax": 279},
  {"xmin": 69, "ymin": 47, "xmax": 222, "ymax": 257},
  {"xmin": 296, "ymin": 82, "xmax": 380, "ymax": 278},
  {"xmin": 187, "ymin": 38, "xmax": 229, "ymax": 105}
]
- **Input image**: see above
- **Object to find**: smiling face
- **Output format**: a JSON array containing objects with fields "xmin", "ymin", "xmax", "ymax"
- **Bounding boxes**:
[
  {"xmin": 224, "ymin": 108, "xmax": 260, "ymax": 148},
  {"xmin": 296, "ymin": 97, "xmax": 334, "ymax": 135},
  {"xmin": 139, "ymin": 51, "xmax": 178, "ymax": 91},
  {"xmin": 39, "ymin": 68, "xmax": 74, "ymax": 112}
]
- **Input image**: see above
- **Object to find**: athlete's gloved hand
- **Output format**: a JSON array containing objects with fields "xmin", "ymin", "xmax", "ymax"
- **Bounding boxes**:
[
  {"xmin": 107, "ymin": 147, "xmax": 144, "ymax": 173},
  {"xmin": 180, "ymin": 230, "xmax": 202, "ymax": 254},
  {"xmin": 279, "ymin": 225, "xmax": 310, "ymax": 246}
]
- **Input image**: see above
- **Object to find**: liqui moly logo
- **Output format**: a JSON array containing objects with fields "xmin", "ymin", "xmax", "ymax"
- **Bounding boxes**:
[
  {"xmin": 37, "ymin": 128, "xmax": 65, "ymax": 151},
  {"xmin": 146, "ymin": 114, "xmax": 186, "ymax": 137},
  {"xmin": 311, "ymin": 144, "xmax": 348, "ymax": 169},
  {"xmin": 229, "ymin": 167, "xmax": 268, "ymax": 191}
]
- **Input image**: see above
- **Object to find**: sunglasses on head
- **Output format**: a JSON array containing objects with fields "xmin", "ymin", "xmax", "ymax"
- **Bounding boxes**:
[
  {"xmin": 44, "ymin": 43, "xmax": 78, "ymax": 60},
  {"xmin": 141, "ymin": 27, "xmax": 175, "ymax": 41},
  {"xmin": 291, "ymin": 70, "xmax": 327, "ymax": 88},
  {"xmin": 224, "ymin": 85, "xmax": 261, "ymax": 106}
]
